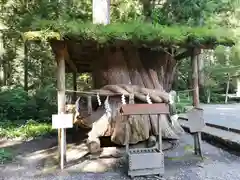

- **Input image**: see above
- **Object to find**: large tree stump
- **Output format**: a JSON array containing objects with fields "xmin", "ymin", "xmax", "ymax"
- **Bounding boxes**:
[{"xmin": 73, "ymin": 46, "xmax": 184, "ymax": 153}]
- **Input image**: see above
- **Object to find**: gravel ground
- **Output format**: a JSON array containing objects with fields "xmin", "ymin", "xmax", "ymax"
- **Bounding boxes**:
[{"xmin": 1, "ymin": 134, "xmax": 240, "ymax": 180}]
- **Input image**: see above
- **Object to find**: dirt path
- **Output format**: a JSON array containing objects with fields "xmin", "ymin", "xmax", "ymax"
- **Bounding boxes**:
[
  {"xmin": 1, "ymin": 133, "xmax": 240, "ymax": 180},
  {"xmin": 0, "ymin": 135, "xmax": 126, "ymax": 180},
  {"xmin": 0, "ymin": 137, "xmax": 58, "ymax": 179}
]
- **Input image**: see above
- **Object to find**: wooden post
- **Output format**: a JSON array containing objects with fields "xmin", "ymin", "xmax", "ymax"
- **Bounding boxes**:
[
  {"xmin": 192, "ymin": 49, "xmax": 200, "ymax": 107},
  {"xmin": 72, "ymin": 72, "xmax": 77, "ymax": 102},
  {"xmin": 56, "ymin": 43, "xmax": 66, "ymax": 168},
  {"xmin": 191, "ymin": 48, "xmax": 202, "ymax": 157}
]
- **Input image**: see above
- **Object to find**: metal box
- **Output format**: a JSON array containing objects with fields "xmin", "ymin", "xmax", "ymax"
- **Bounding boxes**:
[
  {"xmin": 120, "ymin": 103, "xmax": 169, "ymax": 178},
  {"xmin": 128, "ymin": 148, "xmax": 164, "ymax": 177}
]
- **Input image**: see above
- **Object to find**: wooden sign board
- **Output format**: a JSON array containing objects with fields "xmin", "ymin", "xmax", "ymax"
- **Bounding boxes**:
[
  {"xmin": 187, "ymin": 108, "xmax": 205, "ymax": 133},
  {"xmin": 52, "ymin": 114, "xmax": 73, "ymax": 129},
  {"xmin": 120, "ymin": 103, "xmax": 169, "ymax": 115}
]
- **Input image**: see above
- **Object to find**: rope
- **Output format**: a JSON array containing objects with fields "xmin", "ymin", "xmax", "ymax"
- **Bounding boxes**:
[
  {"xmin": 176, "ymin": 89, "xmax": 194, "ymax": 93},
  {"xmin": 146, "ymin": 93, "xmax": 152, "ymax": 104},
  {"xmin": 63, "ymin": 89, "xmax": 130, "ymax": 96},
  {"xmin": 97, "ymin": 93, "xmax": 102, "ymax": 106}
]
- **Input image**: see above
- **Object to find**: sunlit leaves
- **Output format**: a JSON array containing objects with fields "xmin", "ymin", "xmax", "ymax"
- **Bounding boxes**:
[{"xmin": 151, "ymin": 0, "xmax": 239, "ymax": 26}]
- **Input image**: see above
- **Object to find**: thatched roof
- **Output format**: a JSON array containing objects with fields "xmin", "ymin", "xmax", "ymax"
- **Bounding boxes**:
[
  {"xmin": 23, "ymin": 20, "xmax": 235, "ymax": 47},
  {"xmin": 23, "ymin": 20, "xmax": 235, "ymax": 73}
]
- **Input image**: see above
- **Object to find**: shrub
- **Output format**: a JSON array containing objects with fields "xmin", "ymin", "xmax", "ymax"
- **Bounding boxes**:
[
  {"xmin": 0, "ymin": 148, "xmax": 13, "ymax": 164},
  {"xmin": 0, "ymin": 85, "xmax": 57, "ymax": 122}
]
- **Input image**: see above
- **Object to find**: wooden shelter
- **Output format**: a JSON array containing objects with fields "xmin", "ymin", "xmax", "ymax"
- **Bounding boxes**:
[{"xmin": 23, "ymin": 21, "xmax": 235, "ymax": 166}]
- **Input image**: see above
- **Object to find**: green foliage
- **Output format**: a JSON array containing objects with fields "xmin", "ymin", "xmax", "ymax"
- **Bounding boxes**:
[
  {"xmin": 0, "ymin": 86, "xmax": 57, "ymax": 121},
  {"xmin": 0, "ymin": 148, "xmax": 13, "ymax": 164},
  {"xmin": 25, "ymin": 20, "xmax": 235, "ymax": 47},
  {"xmin": 110, "ymin": 0, "xmax": 143, "ymax": 22},
  {"xmin": 0, "ymin": 86, "xmax": 56, "ymax": 139},
  {"xmin": 0, "ymin": 87, "xmax": 29, "ymax": 120},
  {"xmin": 175, "ymin": 92, "xmax": 192, "ymax": 113},
  {"xmin": 0, "ymin": 119, "xmax": 55, "ymax": 139},
  {"xmin": 0, "ymin": 0, "xmax": 143, "ymax": 32},
  {"xmin": 175, "ymin": 103, "xmax": 188, "ymax": 114},
  {"xmin": 209, "ymin": 93, "xmax": 226, "ymax": 103},
  {"xmin": 151, "ymin": 0, "xmax": 236, "ymax": 26},
  {"xmin": 199, "ymin": 88, "xmax": 226, "ymax": 103}
]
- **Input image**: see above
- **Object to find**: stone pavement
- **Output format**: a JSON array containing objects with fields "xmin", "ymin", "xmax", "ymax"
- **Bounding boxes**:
[{"xmin": 190, "ymin": 104, "xmax": 240, "ymax": 131}]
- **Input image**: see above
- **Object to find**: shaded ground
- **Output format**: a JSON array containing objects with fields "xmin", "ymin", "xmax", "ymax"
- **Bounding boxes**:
[{"xmin": 1, "ymin": 129, "xmax": 240, "ymax": 180}]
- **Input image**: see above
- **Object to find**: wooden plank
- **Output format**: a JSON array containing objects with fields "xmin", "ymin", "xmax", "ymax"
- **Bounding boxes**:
[
  {"xmin": 187, "ymin": 108, "xmax": 205, "ymax": 133},
  {"xmin": 64, "ymin": 44, "xmax": 77, "ymax": 72},
  {"xmin": 175, "ymin": 48, "xmax": 201, "ymax": 61},
  {"xmin": 120, "ymin": 103, "xmax": 169, "ymax": 115}
]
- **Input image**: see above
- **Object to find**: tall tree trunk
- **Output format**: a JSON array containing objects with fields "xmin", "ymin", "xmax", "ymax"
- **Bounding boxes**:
[
  {"xmin": 207, "ymin": 88, "xmax": 211, "ymax": 103},
  {"xmin": 92, "ymin": 0, "xmax": 110, "ymax": 25},
  {"xmin": 225, "ymin": 74, "xmax": 230, "ymax": 104},
  {"xmin": 24, "ymin": 42, "xmax": 28, "ymax": 91},
  {"xmin": 0, "ymin": 31, "xmax": 5, "ymax": 86}
]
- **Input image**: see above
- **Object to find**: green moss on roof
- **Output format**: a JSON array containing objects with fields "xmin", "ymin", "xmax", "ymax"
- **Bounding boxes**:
[
  {"xmin": 23, "ymin": 20, "xmax": 235, "ymax": 47},
  {"xmin": 23, "ymin": 31, "xmax": 60, "ymax": 42}
]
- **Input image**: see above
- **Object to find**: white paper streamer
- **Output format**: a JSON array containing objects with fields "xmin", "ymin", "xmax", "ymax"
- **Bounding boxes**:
[
  {"xmin": 97, "ymin": 93, "xmax": 102, "ymax": 106},
  {"xmin": 104, "ymin": 96, "xmax": 111, "ymax": 113},
  {"xmin": 121, "ymin": 94, "xmax": 126, "ymax": 104},
  {"xmin": 146, "ymin": 93, "xmax": 152, "ymax": 104}
]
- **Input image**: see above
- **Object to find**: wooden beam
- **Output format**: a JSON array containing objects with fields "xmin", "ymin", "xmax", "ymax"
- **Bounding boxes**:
[
  {"xmin": 175, "ymin": 48, "xmax": 201, "ymax": 60},
  {"xmin": 74, "ymin": 63, "xmax": 92, "ymax": 68},
  {"xmin": 73, "ymin": 60, "xmax": 93, "ymax": 65},
  {"xmin": 64, "ymin": 45, "xmax": 78, "ymax": 72},
  {"xmin": 65, "ymin": 67, "xmax": 91, "ymax": 73},
  {"xmin": 51, "ymin": 40, "xmax": 77, "ymax": 72}
]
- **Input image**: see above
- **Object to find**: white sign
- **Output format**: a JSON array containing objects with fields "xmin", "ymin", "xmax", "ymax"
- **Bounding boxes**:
[
  {"xmin": 187, "ymin": 108, "xmax": 205, "ymax": 133},
  {"xmin": 52, "ymin": 114, "xmax": 73, "ymax": 129}
]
